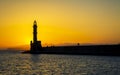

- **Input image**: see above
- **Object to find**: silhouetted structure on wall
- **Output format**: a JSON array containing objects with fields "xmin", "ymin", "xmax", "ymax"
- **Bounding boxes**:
[
  {"xmin": 22, "ymin": 20, "xmax": 120, "ymax": 56},
  {"xmin": 30, "ymin": 20, "xmax": 42, "ymax": 52}
]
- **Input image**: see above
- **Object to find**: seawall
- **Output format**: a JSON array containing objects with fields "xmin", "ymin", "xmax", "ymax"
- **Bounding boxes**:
[{"xmin": 22, "ymin": 45, "xmax": 120, "ymax": 56}]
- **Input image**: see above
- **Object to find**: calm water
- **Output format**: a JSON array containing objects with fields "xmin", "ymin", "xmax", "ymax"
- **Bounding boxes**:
[{"xmin": 0, "ymin": 51, "xmax": 120, "ymax": 75}]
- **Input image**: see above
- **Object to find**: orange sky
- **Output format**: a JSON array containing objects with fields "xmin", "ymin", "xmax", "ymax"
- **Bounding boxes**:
[{"xmin": 0, "ymin": 0, "xmax": 120, "ymax": 49}]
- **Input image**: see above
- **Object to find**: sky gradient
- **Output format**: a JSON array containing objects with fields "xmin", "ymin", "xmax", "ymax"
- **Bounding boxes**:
[{"xmin": 0, "ymin": 0, "xmax": 120, "ymax": 49}]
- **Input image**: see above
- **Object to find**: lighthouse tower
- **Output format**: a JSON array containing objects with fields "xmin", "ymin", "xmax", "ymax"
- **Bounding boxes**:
[
  {"xmin": 33, "ymin": 20, "xmax": 37, "ymax": 43},
  {"xmin": 30, "ymin": 20, "xmax": 42, "ymax": 52}
]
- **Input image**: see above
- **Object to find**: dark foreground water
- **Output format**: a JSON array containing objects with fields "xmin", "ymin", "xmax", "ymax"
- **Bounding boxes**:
[{"xmin": 0, "ymin": 51, "xmax": 120, "ymax": 75}]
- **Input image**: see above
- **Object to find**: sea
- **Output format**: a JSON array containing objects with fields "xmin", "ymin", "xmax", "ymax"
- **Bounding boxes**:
[{"xmin": 0, "ymin": 50, "xmax": 120, "ymax": 75}]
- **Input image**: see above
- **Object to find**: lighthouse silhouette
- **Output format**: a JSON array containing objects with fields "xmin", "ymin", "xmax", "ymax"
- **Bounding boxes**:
[{"xmin": 30, "ymin": 20, "xmax": 42, "ymax": 52}]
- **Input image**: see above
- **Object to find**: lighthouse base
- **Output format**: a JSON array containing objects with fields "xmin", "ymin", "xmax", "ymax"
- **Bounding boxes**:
[{"xmin": 30, "ymin": 41, "xmax": 42, "ymax": 52}]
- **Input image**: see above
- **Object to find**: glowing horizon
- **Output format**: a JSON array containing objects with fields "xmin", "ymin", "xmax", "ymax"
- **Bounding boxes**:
[{"xmin": 0, "ymin": 0, "xmax": 120, "ymax": 49}]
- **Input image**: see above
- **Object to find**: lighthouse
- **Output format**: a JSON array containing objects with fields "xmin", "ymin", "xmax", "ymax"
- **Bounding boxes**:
[{"xmin": 30, "ymin": 20, "xmax": 42, "ymax": 52}]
